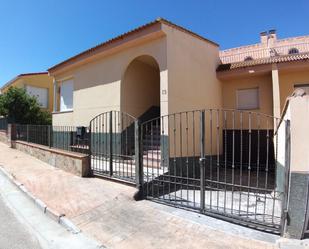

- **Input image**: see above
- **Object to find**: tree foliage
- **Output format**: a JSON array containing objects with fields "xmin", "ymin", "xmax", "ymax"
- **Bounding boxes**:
[{"xmin": 0, "ymin": 87, "xmax": 51, "ymax": 125}]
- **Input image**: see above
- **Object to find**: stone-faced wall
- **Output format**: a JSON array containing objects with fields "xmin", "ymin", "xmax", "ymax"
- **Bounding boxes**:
[{"xmin": 13, "ymin": 141, "xmax": 90, "ymax": 177}]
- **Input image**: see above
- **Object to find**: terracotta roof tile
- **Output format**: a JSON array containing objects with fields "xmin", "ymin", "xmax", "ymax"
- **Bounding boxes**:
[
  {"xmin": 48, "ymin": 18, "xmax": 218, "ymax": 73},
  {"xmin": 217, "ymin": 52, "xmax": 309, "ymax": 71}
]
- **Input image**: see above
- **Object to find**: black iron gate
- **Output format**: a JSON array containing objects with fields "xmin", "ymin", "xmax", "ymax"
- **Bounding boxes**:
[
  {"xmin": 89, "ymin": 109, "xmax": 290, "ymax": 234},
  {"xmin": 140, "ymin": 109, "xmax": 290, "ymax": 234},
  {"xmin": 89, "ymin": 111, "xmax": 137, "ymax": 183}
]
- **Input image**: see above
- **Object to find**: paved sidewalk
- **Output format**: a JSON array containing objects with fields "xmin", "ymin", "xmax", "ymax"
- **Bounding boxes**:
[
  {"xmin": 0, "ymin": 142, "xmax": 281, "ymax": 249},
  {"xmin": 0, "ymin": 170, "xmax": 103, "ymax": 249}
]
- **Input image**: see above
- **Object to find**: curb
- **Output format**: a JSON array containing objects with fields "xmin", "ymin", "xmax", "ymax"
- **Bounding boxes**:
[{"xmin": 0, "ymin": 166, "xmax": 80, "ymax": 235}]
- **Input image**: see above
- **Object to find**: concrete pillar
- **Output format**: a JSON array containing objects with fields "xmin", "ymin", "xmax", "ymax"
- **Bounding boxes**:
[
  {"xmin": 272, "ymin": 66, "xmax": 281, "ymax": 118},
  {"xmin": 160, "ymin": 69, "xmax": 169, "ymax": 169},
  {"xmin": 53, "ymin": 78, "xmax": 57, "ymax": 112},
  {"xmin": 283, "ymin": 94, "xmax": 309, "ymax": 239},
  {"xmin": 7, "ymin": 123, "xmax": 16, "ymax": 148}
]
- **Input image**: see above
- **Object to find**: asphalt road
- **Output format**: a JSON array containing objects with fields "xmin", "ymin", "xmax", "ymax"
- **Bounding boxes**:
[{"xmin": 0, "ymin": 193, "xmax": 42, "ymax": 249}]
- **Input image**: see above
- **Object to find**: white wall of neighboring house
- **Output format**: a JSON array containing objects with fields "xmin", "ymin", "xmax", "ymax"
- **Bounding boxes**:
[{"xmin": 26, "ymin": 85, "xmax": 49, "ymax": 108}]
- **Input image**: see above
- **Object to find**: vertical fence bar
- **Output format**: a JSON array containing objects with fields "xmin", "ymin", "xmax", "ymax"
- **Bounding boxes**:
[
  {"xmin": 109, "ymin": 111, "xmax": 113, "ymax": 176},
  {"xmin": 27, "ymin": 124, "xmax": 29, "ymax": 143},
  {"xmin": 281, "ymin": 120, "xmax": 291, "ymax": 236},
  {"xmin": 200, "ymin": 110, "xmax": 206, "ymax": 212},
  {"xmin": 88, "ymin": 123, "xmax": 92, "ymax": 176},
  {"xmin": 48, "ymin": 125, "xmax": 51, "ymax": 148},
  {"xmin": 135, "ymin": 120, "xmax": 143, "ymax": 194}
]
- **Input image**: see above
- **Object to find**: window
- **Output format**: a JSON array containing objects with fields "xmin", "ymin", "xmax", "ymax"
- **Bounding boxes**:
[
  {"xmin": 26, "ymin": 85, "xmax": 48, "ymax": 108},
  {"xmin": 236, "ymin": 88, "xmax": 259, "ymax": 110},
  {"xmin": 294, "ymin": 84, "xmax": 309, "ymax": 95},
  {"xmin": 60, "ymin": 79, "xmax": 73, "ymax": 112},
  {"xmin": 244, "ymin": 56, "xmax": 253, "ymax": 61},
  {"xmin": 288, "ymin": 48, "xmax": 299, "ymax": 54}
]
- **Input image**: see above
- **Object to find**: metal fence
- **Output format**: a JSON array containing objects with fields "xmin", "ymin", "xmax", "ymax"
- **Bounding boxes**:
[
  {"xmin": 16, "ymin": 124, "xmax": 89, "ymax": 154},
  {"xmin": 9, "ymin": 108, "xmax": 290, "ymax": 235},
  {"xmin": 140, "ymin": 109, "xmax": 289, "ymax": 234},
  {"xmin": 89, "ymin": 111, "xmax": 136, "ymax": 183},
  {"xmin": 0, "ymin": 117, "xmax": 8, "ymax": 131}
]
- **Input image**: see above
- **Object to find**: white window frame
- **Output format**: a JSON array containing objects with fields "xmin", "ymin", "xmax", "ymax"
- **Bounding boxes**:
[
  {"xmin": 294, "ymin": 83, "xmax": 309, "ymax": 95},
  {"xmin": 236, "ymin": 87, "xmax": 260, "ymax": 110},
  {"xmin": 60, "ymin": 79, "xmax": 74, "ymax": 112}
]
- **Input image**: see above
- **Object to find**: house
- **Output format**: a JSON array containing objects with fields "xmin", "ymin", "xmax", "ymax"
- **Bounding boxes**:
[
  {"xmin": 1, "ymin": 72, "xmax": 54, "ymax": 112},
  {"xmin": 48, "ymin": 19, "xmax": 309, "ymax": 127},
  {"xmin": 46, "ymin": 18, "xmax": 309, "ymax": 235},
  {"xmin": 218, "ymin": 30, "xmax": 309, "ymax": 118},
  {"xmin": 48, "ymin": 18, "xmax": 222, "ymax": 126}
]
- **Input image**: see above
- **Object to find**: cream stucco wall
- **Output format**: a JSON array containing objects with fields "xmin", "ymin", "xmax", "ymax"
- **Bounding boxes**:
[
  {"xmin": 289, "ymin": 96, "xmax": 309, "ymax": 172},
  {"xmin": 51, "ymin": 24, "xmax": 223, "ymax": 128},
  {"xmin": 221, "ymin": 73, "xmax": 274, "ymax": 129},
  {"xmin": 159, "ymin": 25, "xmax": 223, "ymax": 156},
  {"xmin": 163, "ymin": 25, "xmax": 222, "ymax": 114},
  {"xmin": 52, "ymin": 111, "xmax": 74, "ymax": 126},
  {"xmin": 279, "ymin": 69, "xmax": 309, "ymax": 111},
  {"xmin": 222, "ymin": 74, "xmax": 273, "ymax": 115},
  {"xmin": 52, "ymin": 36, "xmax": 167, "ymax": 126}
]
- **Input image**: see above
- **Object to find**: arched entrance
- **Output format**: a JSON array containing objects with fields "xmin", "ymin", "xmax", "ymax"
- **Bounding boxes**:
[{"xmin": 121, "ymin": 55, "xmax": 160, "ymax": 122}]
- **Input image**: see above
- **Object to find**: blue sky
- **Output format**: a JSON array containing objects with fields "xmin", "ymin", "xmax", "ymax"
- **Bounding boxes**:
[{"xmin": 0, "ymin": 0, "xmax": 309, "ymax": 86}]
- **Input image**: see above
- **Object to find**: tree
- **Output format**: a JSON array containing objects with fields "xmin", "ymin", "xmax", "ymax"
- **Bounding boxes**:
[{"xmin": 0, "ymin": 87, "xmax": 51, "ymax": 125}]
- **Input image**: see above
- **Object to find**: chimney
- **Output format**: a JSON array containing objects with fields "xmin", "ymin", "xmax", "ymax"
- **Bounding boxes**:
[
  {"xmin": 268, "ymin": 29, "xmax": 277, "ymax": 45},
  {"xmin": 260, "ymin": 31, "xmax": 268, "ymax": 44}
]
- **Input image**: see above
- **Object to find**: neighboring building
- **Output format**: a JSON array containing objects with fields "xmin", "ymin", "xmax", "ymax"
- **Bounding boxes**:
[
  {"xmin": 1, "ymin": 72, "xmax": 54, "ymax": 112},
  {"xmin": 48, "ymin": 19, "xmax": 309, "ymax": 127},
  {"xmin": 218, "ymin": 30, "xmax": 309, "ymax": 118}
]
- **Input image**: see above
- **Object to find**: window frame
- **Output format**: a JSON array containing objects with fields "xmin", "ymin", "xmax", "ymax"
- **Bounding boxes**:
[
  {"xmin": 294, "ymin": 83, "xmax": 309, "ymax": 94},
  {"xmin": 59, "ymin": 78, "xmax": 74, "ymax": 112},
  {"xmin": 288, "ymin": 48, "xmax": 299, "ymax": 55},
  {"xmin": 236, "ymin": 87, "xmax": 260, "ymax": 110}
]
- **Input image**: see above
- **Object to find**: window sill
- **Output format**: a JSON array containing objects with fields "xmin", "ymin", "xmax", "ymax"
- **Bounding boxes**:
[{"xmin": 52, "ymin": 110, "xmax": 73, "ymax": 114}]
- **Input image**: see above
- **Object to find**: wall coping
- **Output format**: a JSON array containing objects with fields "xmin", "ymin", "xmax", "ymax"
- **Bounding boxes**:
[{"xmin": 15, "ymin": 140, "xmax": 88, "ymax": 159}]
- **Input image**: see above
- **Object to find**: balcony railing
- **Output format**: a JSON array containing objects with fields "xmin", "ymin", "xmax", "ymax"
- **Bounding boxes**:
[{"xmin": 220, "ymin": 42, "xmax": 309, "ymax": 64}]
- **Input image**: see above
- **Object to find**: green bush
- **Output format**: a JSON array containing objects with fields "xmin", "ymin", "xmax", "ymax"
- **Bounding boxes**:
[{"xmin": 0, "ymin": 87, "xmax": 51, "ymax": 125}]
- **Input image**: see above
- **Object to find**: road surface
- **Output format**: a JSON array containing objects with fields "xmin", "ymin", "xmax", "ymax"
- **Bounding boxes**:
[{"xmin": 0, "ymin": 193, "xmax": 42, "ymax": 249}]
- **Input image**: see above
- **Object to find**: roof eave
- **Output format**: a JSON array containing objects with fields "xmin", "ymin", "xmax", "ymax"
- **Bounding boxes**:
[
  {"xmin": 48, "ymin": 18, "xmax": 219, "ymax": 74},
  {"xmin": 1, "ymin": 72, "xmax": 48, "ymax": 90}
]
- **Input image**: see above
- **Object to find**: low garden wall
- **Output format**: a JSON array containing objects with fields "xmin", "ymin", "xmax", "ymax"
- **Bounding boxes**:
[{"xmin": 12, "ymin": 140, "xmax": 90, "ymax": 177}]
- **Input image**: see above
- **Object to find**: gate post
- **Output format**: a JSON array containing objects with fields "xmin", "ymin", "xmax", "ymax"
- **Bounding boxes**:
[
  {"xmin": 48, "ymin": 125, "xmax": 51, "ymax": 148},
  {"xmin": 88, "ymin": 125, "xmax": 92, "ymax": 177},
  {"xmin": 109, "ymin": 111, "xmax": 113, "ymax": 176},
  {"xmin": 282, "ymin": 94, "xmax": 309, "ymax": 239},
  {"xmin": 199, "ymin": 110, "xmax": 206, "ymax": 212},
  {"xmin": 134, "ymin": 119, "xmax": 144, "ymax": 200},
  {"xmin": 280, "ymin": 120, "xmax": 291, "ymax": 236},
  {"xmin": 27, "ymin": 124, "xmax": 29, "ymax": 143}
]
